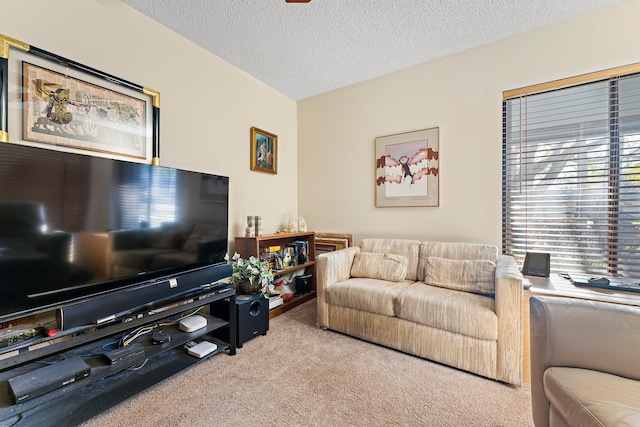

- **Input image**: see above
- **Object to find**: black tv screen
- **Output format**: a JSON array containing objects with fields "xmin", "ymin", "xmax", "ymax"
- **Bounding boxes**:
[{"xmin": 0, "ymin": 143, "xmax": 229, "ymax": 320}]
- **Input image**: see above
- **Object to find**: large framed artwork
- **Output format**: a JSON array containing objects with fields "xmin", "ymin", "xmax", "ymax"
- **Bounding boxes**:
[
  {"xmin": 375, "ymin": 127, "xmax": 439, "ymax": 207},
  {"xmin": 250, "ymin": 127, "xmax": 277, "ymax": 174},
  {"xmin": 0, "ymin": 34, "xmax": 160, "ymax": 164}
]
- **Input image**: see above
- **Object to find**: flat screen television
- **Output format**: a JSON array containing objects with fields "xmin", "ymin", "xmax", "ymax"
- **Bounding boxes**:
[{"xmin": 0, "ymin": 143, "xmax": 230, "ymax": 322}]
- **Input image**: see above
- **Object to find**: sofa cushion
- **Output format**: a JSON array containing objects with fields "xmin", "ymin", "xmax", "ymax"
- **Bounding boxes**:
[
  {"xmin": 326, "ymin": 278, "xmax": 413, "ymax": 317},
  {"xmin": 360, "ymin": 239, "xmax": 420, "ymax": 281},
  {"xmin": 350, "ymin": 252, "xmax": 408, "ymax": 282},
  {"xmin": 423, "ymin": 257, "xmax": 496, "ymax": 295},
  {"xmin": 544, "ymin": 367, "xmax": 640, "ymax": 427},
  {"xmin": 418, "ymin": 241, "xmax": 498, "ymax": 281},
  {"xmin": 421, "ymin": 241, "xmax": 499, "ymax": 261},
  {"xmin": 396, "ymin": 283, "xmax": 498, "ymax": 341}
]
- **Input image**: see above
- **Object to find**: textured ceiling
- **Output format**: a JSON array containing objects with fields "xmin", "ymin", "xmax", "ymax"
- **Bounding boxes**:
[{"xmin": 121, "ymin": 0, "xmax": 624, "ymax": 100}]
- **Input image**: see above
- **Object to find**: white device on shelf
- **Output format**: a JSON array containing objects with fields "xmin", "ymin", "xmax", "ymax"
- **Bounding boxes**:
[
  {"xmin": 179, "ymin": 314, "xmax": 207, "ymax": 332},
  {"xmin": 187, "ymin": 341, "xmax": 218, "ymax": 358},
  {"xmin": 269, "ymin": 295, "xmax": 283, "ymax": 310}
]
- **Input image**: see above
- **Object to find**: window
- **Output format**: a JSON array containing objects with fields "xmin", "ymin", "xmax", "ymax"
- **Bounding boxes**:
[{"xmin": 503, "ymin": 65, "xmax": 640, "ymax": 279}]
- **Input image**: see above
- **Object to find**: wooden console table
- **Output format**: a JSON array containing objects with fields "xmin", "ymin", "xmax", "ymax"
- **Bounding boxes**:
[{"xmin": 522, "ymin": 274, "xmax": 640, "ymax": 383}]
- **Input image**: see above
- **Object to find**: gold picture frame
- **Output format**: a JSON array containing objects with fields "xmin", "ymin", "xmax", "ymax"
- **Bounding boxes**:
[
  {"xmin": 375, "ymin": 127, "xmax": 439, "ymax": 207},
  {"xmin": 250, "ymin": 127, "xmax": 277, "ymax": 174},
  {"xmin": 0, "ymin": 33, "xmax": 160, "ymax": 165}
]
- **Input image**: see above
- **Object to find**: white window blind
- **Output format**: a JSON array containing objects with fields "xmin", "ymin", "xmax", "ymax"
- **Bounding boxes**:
[{"xmin": 503, "ymin": 68, "xmax": 640, "ymax": 279}]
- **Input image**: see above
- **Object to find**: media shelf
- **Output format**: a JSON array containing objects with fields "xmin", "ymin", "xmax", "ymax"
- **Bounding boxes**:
[
  {"xmin": 0, "ymin": 286, "xmax": 237, "ymax": 426},
  {"xmin": 235, "ymin": 231, "xmax": 316, "ymax": 319}
]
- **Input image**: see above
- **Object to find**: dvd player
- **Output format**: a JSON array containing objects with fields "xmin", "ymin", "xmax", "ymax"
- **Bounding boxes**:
[{"xmin": 8, "ymin": 356, "xmax": 91, "ymax": 403}]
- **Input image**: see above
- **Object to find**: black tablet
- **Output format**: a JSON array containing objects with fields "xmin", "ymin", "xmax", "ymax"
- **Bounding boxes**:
[{"xmin": 522, "ymin": 252, "xmax": 550, "ymax": 278}]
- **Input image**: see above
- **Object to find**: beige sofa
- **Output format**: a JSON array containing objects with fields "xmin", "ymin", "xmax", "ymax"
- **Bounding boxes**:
[
  {"xmin": 530, "ymin": 296, "xmax": 640, "ymax": 427},
  {"xmin": 316, "ymin": 239, "xmax": 524, "ymax": 385}
]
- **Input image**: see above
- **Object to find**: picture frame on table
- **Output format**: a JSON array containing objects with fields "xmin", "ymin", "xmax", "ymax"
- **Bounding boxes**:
[
  {"xmin": 315, "ymin": 233, "xmax": 354, "ymax": 256},
  {"xmin": 250, "ymin": 126, "xmax": 277, "ymax": 174},
  {"xmin": 375, "ymin": 126, "xmax": 439, "ymax": 207},
  {"xmin": 0, "ymin": 33, "xmax": 160, "ymax": 165}
]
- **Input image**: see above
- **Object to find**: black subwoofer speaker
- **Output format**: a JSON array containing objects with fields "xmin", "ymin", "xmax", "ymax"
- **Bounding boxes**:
[{"xmin": 212, "ymin": 293, "xmax": 268, "ymax": 347}]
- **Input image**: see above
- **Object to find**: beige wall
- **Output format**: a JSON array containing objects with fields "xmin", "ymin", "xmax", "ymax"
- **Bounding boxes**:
[
  {"xmin": 298, "ymin": 0, "xmax": 640, "ymax": 248},
  {"xmin": 0, "ymin": 0, "xmax": 298, "ymax": 250},
  {"xmin": 4, "ymin": 1, "xmax": 639, "ymax": 251}
]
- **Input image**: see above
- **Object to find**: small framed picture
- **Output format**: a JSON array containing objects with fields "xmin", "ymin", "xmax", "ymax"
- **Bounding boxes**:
[{"xmin": 250, "ymin": 127, "xmax": 277, "ymax": 174}]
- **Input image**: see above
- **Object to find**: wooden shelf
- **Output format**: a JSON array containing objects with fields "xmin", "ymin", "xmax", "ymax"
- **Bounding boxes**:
[
  {"xmin": 272, "ymin": 261, "xmax": 315, "ymax": 277},
  {"xmin": 269, "ymin": 292, "xmax": 316, "ymax": 319},
  {"xmin": 235, "ymin": 231, "xmax": 316, "ymax": 319}
]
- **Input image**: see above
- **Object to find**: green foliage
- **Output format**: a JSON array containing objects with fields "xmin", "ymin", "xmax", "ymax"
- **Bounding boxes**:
[{"xmin": 226, "ymin": 252, "xmax": 274, "ymax": 294}]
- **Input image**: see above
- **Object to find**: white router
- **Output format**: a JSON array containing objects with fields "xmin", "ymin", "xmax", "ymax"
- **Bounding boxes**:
[
  {"xmin": 179, "ymin": 315, "xmax": 207, "ymax": 332},
  {"xmin": 188, "ymin": 341, "xmax": 218, "ymax": 358}
]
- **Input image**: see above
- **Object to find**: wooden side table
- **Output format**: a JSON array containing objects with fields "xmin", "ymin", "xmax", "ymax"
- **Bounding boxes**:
[{"xmin": 522, "ymin": 274, "xmax": 640, "ymax": 383}]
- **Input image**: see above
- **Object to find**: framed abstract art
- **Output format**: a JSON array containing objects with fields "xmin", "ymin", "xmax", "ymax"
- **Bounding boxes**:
[{"xmin": 375, "ymin": 127, "xmax": 439, "ymax": 207}]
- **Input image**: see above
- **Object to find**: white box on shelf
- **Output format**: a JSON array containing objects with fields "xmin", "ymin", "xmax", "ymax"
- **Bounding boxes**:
[{"xmin": 269, "ymin": 295, "xmax": 283, "ymax": 310}]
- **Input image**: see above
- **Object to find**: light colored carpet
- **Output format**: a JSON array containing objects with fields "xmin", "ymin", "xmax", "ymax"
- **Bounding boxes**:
[{"xmin": 81, "ymin": 300, "xmax": 534, "ymax": 427}]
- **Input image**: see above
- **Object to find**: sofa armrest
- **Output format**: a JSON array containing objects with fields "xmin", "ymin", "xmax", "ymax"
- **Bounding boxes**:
[
  {"xmin": 531, "ymin": 296, "xmax": 640, "ymax": 378},
  {"xmin": 494, "ymin": 254, "xmax": 524, "ymax": 385},
  {"xmin": 315, "ymin": 246, "xmax": 360, "ymax": 328},
  {"xmin": 530, "ymin": 296, "xmax": 640, "ymax": 427}
]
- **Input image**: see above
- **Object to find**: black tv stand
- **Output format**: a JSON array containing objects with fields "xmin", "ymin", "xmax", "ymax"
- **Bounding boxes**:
[{"xmin": 0, "ymin": 285, "xmax": 237, "ymax": 426}]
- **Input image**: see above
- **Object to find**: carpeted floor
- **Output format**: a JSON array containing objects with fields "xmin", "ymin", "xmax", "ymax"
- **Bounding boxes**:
[{"xmin": 81, "ymin": 300, "xmax": 534, "ymax": 427}]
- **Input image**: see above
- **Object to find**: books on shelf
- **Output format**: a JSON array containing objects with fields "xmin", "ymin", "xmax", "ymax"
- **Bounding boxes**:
[
  {"xmin": 269, "ymin": 295, "xmax": 283, "ymax": 310},
  {"xmin": 292, "ymin": 240, "xmax": 309, "ymax": 264},
  {"xmin": 263, "ymin": 239, "xmax": 310, "ymax": 272}
]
